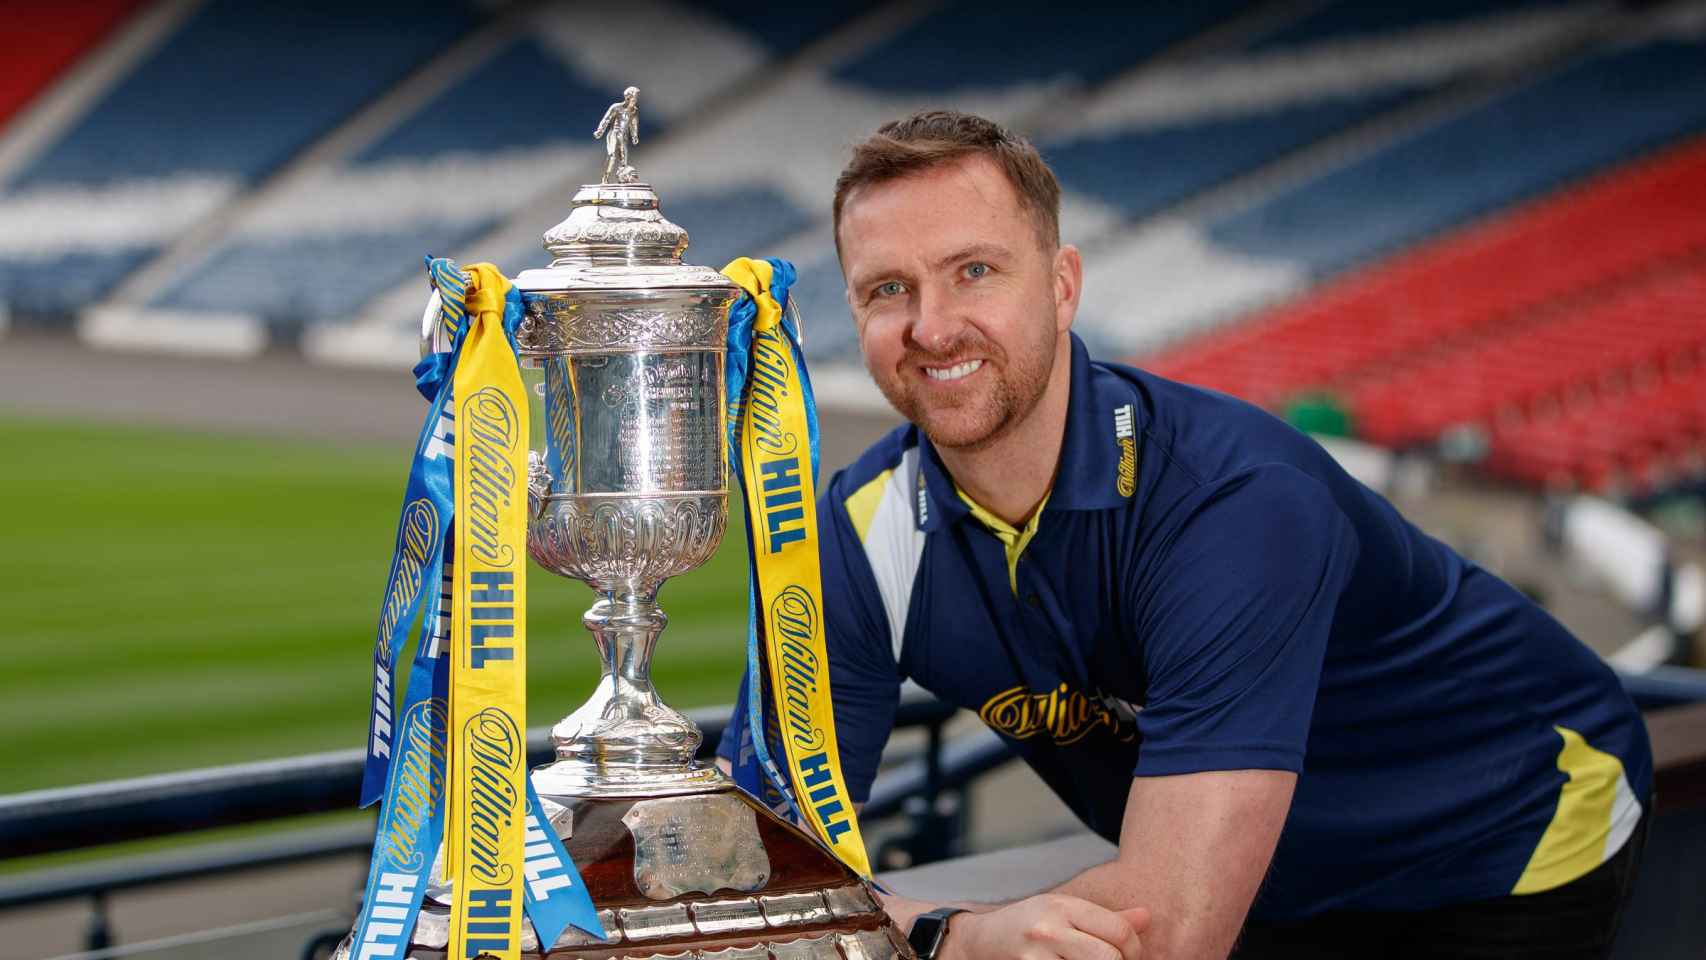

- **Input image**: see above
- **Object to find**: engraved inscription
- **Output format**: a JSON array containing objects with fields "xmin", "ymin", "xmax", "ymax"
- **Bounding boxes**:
[{"xmin": 623, "ymin": 794, "xmax": 771, "ymax": 899}]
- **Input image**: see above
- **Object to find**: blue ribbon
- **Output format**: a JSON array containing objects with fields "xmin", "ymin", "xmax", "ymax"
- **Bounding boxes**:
[
  {"xmin": 350, "ymin": 548, "xmax": 450, "ymax": 960},
  {"xmin": 359, "ymin": 340, "xmax": 458, "ymax": 808},
  {"xmin": 354, "ymin": 258, "xmax": 604, "ymax": 953},
  {"xmin": 521, "ymin": 779, "xmax": 607, "ymax": 946}
]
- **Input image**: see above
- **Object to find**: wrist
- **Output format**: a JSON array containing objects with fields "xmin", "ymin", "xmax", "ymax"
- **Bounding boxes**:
[
  {"xmin": 907, "ymin": 906, "xmax": 970, "ymax": 959},
  {"xmin": 935, "ymin": 911, "xmax": 976, "ymax": 960}
]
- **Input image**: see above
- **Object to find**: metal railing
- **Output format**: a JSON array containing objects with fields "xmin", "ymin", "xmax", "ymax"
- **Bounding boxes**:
[
  {"xmin": 0, "ymin": 695, "xmax": 1012, "ymax": 956},
  {"xmin": 9, "ymin": 668, "xmax": 1706, "ymax": 958}
]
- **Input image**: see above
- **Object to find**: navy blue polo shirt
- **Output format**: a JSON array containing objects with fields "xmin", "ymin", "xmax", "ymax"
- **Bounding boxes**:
[{"xmin": 720, "ymin": 334, "xmax": 1651, "ymax": 921}]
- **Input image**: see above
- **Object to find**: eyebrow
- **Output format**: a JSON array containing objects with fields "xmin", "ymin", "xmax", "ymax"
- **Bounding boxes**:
[{"xmin": 932, "ymin": 242, "xmax": 1013, "ymax": 271}]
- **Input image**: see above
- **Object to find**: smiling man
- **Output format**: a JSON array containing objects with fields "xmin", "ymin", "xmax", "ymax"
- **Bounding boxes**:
[{"xmin": 719, "ymin": 111, "xmax": 1651, "ymax": 960}]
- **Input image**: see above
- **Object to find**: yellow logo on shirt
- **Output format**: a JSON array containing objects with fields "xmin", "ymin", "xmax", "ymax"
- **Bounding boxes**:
[
  {"xmin": 1114, "ymin": 404, "xmax": 1137, "ymax": 498},
  {"xmin": 979, "ymin": 683, "xmax": 1139, "ymax": 746}
]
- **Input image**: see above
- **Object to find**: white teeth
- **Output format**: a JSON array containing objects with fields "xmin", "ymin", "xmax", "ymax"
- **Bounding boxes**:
[{"xmin": 924, "ymin": 359, "xmax": 983, "ymax": 381}]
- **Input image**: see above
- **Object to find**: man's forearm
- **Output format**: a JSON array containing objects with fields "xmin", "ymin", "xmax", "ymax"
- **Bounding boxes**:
[{"xmin": 877, "ymin": 892, "xmax": 995, "ymax": 933}]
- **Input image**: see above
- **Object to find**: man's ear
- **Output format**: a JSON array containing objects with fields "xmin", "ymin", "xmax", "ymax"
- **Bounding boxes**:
[{"xmin": 1053, "ymin": 244, "xmax": 1083, "ymax": 334}]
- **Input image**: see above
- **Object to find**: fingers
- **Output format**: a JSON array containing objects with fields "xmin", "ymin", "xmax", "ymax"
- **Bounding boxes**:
[
  {"xmin": 1049, "ymin": 926, "xmax": 1133, "ymax": 960},
  {"xmin": 1120, "ymin": 907, "xmax": 1152, "ymax": 934},
  {"xmin": 1055, "ymin": 897, "xmax": 1143, "ymax": 959}
]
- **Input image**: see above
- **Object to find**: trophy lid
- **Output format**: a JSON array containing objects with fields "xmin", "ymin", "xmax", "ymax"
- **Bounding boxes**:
[{"xmin": 513, "ymin": 87, "xmax": 735, "ymax": 295}]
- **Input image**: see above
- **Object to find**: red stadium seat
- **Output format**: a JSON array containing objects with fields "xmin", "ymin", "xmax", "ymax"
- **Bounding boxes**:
[{"xmin": 1142, "ymin": 132, "xmax": 1706, "ymax": 494}]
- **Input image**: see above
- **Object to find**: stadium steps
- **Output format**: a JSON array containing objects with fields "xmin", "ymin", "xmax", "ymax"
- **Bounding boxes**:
[
  {"xmin": 1097, "ymin": 4, "xmax": 1705, "ymax": 359},
  {"xmin": 1485, "ymin": 360, "xmax": 1706, "ymax": 495},
  {"xmin": 1055, "ymin": 0, "xmax": 1623, "ymax": 357},
  {"xmin": 1147, "ymin": 129, "xmax": 1706, "ymax": 408},
  {"xmin": 328, "ymin": 0, "xmax": 1281, "ymax": 383},
  {"xmin": 0, "ymin": 0, "xmax": 481, "ymax": 328}
]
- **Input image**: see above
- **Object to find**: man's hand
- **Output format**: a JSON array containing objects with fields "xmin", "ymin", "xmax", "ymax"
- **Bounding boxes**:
[{"xmin": 943, "ymin": 895, "xmax": 1151, "ymax": 960}]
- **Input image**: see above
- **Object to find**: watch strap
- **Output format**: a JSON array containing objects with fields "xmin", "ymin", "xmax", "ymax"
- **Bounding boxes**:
[{"xmin": 907, "ymin": 906, "xmax": 969, "ymax": 959}]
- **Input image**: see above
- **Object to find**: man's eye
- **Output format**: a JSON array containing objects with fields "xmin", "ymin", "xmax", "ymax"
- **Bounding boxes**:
[
  {"xmin": 964, "ymin": 262, "xmax": 990, "ymax": 279},
  {"xmin": 875, "ymin": 281, "xmax": 906, "ymax": 298}
]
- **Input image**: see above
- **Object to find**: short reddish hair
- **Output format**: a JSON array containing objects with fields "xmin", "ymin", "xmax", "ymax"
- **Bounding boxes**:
[{"xmin": 832, "ymin": 110, "xmax": 1061, "ymax": 253}]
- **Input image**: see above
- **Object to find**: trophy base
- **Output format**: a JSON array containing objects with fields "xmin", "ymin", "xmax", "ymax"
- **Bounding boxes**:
[{"xmin": 335, "ymin": 774, "xmax": 913, "ymax": 959}]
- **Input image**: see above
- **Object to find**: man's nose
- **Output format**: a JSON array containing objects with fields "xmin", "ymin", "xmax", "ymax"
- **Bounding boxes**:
[{"xmin": 908, "ymin": 282, "xmax": 968, "ymax": 354}]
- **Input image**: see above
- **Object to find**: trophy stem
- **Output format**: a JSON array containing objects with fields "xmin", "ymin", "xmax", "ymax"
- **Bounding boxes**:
[{"xmin": 533, "ymin": 591, "xmax": 729, "ymax": 797}]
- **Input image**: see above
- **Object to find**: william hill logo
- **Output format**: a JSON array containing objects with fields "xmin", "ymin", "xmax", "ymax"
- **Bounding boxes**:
[
  {"xmin": 1113, "ymin": 404, "xmax": 1137, "ymax": 499},
  {"xmin": 979, "ymin": 683, "xmax": 1138, "ymax": 746}
]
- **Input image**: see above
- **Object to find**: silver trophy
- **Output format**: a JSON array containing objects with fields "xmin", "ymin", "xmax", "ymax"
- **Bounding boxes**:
[{"xmin": 339, "ymin": 88, "xmax": 908, "ymax": 959}]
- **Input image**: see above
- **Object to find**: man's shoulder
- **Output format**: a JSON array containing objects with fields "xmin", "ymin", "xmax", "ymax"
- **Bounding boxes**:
[
  {"xmin": 1092, "ymin": 354, "xmax": 1340, "ymax": 490},
  {"xmin": 826, "ymin": 422, "xmax": 922, "ymax": 513}
]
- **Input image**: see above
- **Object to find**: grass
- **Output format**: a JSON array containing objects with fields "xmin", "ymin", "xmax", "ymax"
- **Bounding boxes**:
[{"xmin": 0, "ymin": 416, "xmax": 750, "ymax": 794}]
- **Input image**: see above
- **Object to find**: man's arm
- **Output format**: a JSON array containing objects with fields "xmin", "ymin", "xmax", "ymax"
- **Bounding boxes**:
[
  {"xmin": 1043, "ymin": 770, "xmax": 1293, "ymax": 958},
  {"xmin": 878, "ymin": 769, "xmax": 1288, "ymax": 959}
]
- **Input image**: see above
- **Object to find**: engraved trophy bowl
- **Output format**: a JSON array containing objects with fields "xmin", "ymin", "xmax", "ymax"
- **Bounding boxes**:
[{"xmin": 335, "ymin": 88, "xmax": 911, "ymax": 960}]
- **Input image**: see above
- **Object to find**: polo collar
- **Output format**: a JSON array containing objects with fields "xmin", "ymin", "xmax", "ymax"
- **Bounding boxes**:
[{"xmin": 913, "ymin": 333, "xmax": 1141, "ymax": 532}]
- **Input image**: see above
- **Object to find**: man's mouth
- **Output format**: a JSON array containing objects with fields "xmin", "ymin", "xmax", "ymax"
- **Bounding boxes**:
[{"xmin": 922, "ymin": 359, "xmax": 984, "ymax": 382}]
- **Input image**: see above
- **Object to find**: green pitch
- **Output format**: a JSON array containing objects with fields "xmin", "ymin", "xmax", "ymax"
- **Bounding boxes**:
[{"xmin": 0, "ymin": 416, "xmax": 749, "ymax": 794}]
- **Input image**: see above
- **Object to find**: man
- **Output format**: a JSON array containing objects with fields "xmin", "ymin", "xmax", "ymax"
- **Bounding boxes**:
[{"xmin": 719, "ymin": 111, "xmax": 1651, "ymax": 960}]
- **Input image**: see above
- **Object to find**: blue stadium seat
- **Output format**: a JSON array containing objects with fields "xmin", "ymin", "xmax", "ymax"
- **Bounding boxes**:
[
  {"xmin": 153, "ymin": 223, "xmax": 495, "ymax": 325},
  {"xmin": 351, "ymin": 37, "xmax": 642, "ymax": 167},
  {"xmin": 831, "ymin": 0, "xmax": 1251, "ymax": 92},
  {"xmin": 1207, "ymin": 37, "xmax": 1706, "ymax": 276},
  {"xmin": 11, "ymin": 0, "xmax": 477, "ymax": 187},
  {"xmin": 1045, "ymin": 89, "xmax": 1418, "ymax": 220},
  {"xmin": 0, "ymin": 0, "xmax": 478, "ymax": 316},
  {"xmin": 1246, "ymin": 0, "xmax": 1577, "ymax": 51},
  {"xmin": 691, "ymin": 0, "xmax": 875, "ymax": 57},
  {"xmin": 149, "ymin": 32, "xmax": 610, "ymax": 324}
]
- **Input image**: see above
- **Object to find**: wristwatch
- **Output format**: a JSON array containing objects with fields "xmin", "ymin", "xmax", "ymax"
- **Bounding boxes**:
[{"xmin": 907, "ymin": 907, "xmax": 968, "ymax": 959}]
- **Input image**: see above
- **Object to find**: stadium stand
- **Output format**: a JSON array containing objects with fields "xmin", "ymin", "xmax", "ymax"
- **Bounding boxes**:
[
  {"xmin": 1150, "ymin": 133, "xmax": 1706, "ymax": 409},
  {"xmin": 0, "ymin": 0, "xmax": 1699, "ymax": 473},
  {"xmin": 122, "ymin": 1, "xmax": 830, "ymax": 355},
  {"xmin": 1203, "ymin": 35, "xmax": 1706, "ymax": 276},
  {"xmin": 1047, "ymin": 0, "xmax": 1592, "ymax": 222},
  {"xmin": 1487, "ymin": 361, "xmax": 1706, "ymax": 494},
  {"xmin": 0, "ymin": 0, "xmax": 479, "ymax": 320},
  {"xmin": 337, "ymin": 0, "xmax": 1272, "ymax": 372},
  {"xmin": 0, "ymin": 0, "xmax": 142, "ymax": 128}
]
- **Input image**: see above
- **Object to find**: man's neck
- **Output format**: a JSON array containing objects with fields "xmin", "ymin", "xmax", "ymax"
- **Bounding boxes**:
[{"xmin": 937, "ymin": 334, "xmax": 1073, "ymax": 527}]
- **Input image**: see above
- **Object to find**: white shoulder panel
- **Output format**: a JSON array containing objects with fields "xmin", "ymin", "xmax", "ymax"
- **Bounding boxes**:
[{"xmin": 860, "ymin": 447, "xmax": 927, "ymax": 663}]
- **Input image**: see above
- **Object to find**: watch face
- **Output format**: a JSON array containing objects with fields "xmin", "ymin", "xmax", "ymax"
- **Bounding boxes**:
[
  {"xmin": 907, "ymin": 916, "xmax": 945, "ymax": 958},
  {"xmin": 907, "ymin": 909, "xmax": 960, "ymax": 958}
]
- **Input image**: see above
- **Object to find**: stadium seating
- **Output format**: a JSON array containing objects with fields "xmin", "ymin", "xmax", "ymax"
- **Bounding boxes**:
[
  {"xmin": 0, "ymin": 0, "xmax": 479, "ymax": 315},
  {"xmin": 1203, "ymin": 36, "xmax": 1706, "ymax": 276},
  {"xmin": 144, "ymin": 3, "xmax": 841, "ymax": 336},
  {"xmin": 1486, "ymin": 361, "xmax": 1706, "ymax": 495},
  {"xmin": 1150, "ymin": 133, "xmax": 1706, "ymax": 410},
  {"xmin": 0, "ymin": 0, "xmax": 141, "ymax": 127},
  {"xmin": 1046, "ymin": 0, "xmax": 1585, "ymax": 222},
  {"xmin": 831, "ymin": 0, "xmax": 1253, "ymax": 93}
]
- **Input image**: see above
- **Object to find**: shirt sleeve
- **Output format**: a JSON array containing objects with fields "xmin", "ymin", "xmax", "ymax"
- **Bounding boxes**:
[
  {"xmin": 716, "ymin": 471, "xmax": 903, "ymax": 803},
  {"xmin": 1131, "ymin": 464, "xmax": 1359, "ymax": 778}
]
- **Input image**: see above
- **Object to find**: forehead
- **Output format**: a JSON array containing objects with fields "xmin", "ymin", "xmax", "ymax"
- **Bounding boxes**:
[{"xmin": 837, "ymin": 154, "xmax": 1033, "ymax": 274}]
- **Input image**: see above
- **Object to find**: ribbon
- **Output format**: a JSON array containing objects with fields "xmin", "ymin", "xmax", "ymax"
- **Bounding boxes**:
[
  {"xmin": 350, "ymin": 254, "xmax": 469, "ymax": 958},
  {"xmin": 357, "ymin": 258, "xmax": 602, "ymax": 959},
  {"xmin": 443, "ymin": 263, "xmax": 532, "ymax": 960},
  {"xmin": 721, "ymin": 257, "xmax": 872, "ymax": 878},
  {"xmin": 350, "ymin": 541, "xmax": 450, "ymax": 960},
  {"xmin": 358, "ymin": 334, "xmax": 458, "ymax": 808}
]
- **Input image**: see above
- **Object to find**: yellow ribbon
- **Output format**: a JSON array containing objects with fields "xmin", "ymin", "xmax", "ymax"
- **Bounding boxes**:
[
  {"xmin": 723, "ymin": 257, "xmax": 873, "ymax": 877},
  {"xmin": 445, "ymin": 263, "xmax": 529, "ymax": 960}
]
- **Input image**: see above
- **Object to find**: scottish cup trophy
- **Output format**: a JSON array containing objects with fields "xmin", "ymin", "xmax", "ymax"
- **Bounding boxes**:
[{"xmin": 337, "ymin": 88, "xmax": 908, "ymax": 959}]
